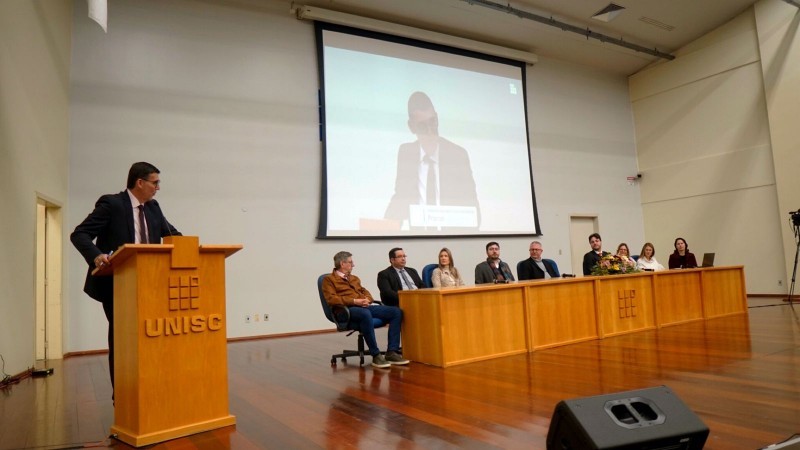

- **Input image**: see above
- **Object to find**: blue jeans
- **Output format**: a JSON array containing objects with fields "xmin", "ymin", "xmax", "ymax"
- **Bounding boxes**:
[{"xmin": 343, "ymin": 305, "xmax": 403, "ymax": 356}]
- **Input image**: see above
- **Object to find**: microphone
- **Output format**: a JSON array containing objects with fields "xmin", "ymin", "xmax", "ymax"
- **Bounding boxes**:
[
  {"xmin": 153, "ymin": 200, "xmax": 178, "ymax": 238},
  {"xmin": 161, "ymin": 213, "xmax": 180, "ymax": 240},
  {"xmin": 164, "ymin": 216, "xmax": 174, "ymax": 237},
  {"xmin": 157, "ymin": 214, "xmax": 173, "ymax": 240}
]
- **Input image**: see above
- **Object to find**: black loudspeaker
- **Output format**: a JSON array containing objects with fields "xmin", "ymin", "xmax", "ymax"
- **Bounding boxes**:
[{"xmin": 546, "ymin": 385, "xmax": 709, "ymax": 450}]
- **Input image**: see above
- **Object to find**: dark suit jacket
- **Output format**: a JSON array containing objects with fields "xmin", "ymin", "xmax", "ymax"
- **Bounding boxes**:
[
  {"xmin": 475, "ymin": 260, "xmax": 515, "ymax": 284},
  {"xmin": 384, "ymin": 137, "xmax": 480, "ymax": 228},
  {"xmin": 517, "ymin": 258, "xmax": 558, "ymax": 280},
  {"xmin": 377, "ymin": 266, "xmax": 424, "ymax": 307},
  {"xmin": 583, "ymin": 250, "xmax": 610, "ymax": 275},
  {"xmin": 71, "ymin": 191, "xmax": 181, "ymax": 303}
]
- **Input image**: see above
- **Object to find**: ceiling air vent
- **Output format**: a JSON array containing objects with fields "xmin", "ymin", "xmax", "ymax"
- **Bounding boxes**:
[
  {"xmin": 639, "ymin": 16, "xmax": 676, "ymax": 31},
  {"xmin": 591, "ymin": 3, "xmax": 625, "ymax": 22}
]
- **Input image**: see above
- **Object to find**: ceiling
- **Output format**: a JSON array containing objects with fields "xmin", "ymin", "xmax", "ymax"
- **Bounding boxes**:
[{"xmin": 295, "ymin": 0, "xmax": 761, "ymax": 76}]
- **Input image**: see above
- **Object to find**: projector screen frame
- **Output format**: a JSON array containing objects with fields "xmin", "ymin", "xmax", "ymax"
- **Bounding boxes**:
[{"xmin": 313, "ymin": 20, "xmax": 542, "ymax": 240}]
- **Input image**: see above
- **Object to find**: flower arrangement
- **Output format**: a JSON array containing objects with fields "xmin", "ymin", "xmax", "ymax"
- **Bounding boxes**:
[{"xmin": 591, "ymin": 254, "xmax": 640, "ymax": 276}]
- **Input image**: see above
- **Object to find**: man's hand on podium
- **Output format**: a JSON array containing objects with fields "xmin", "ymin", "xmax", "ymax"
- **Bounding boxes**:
[{"xmin": 94, "ymin": 252, "xmax": 112, "ymax": 268}]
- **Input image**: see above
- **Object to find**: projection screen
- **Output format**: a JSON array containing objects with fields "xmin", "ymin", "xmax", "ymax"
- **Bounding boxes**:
[{"xmin": 316, "ymin": 22, "xmax": 540, "ymax": 238}]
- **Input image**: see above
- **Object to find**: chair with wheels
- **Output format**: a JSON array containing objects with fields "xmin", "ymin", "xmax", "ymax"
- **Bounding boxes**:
[
  {"xmin": 317, "ymin": 274, "xmax": 386, "ymax": 366},
  {"xmin": 421, "ymin": 263, "xmax": 438, "ymax": 288}
]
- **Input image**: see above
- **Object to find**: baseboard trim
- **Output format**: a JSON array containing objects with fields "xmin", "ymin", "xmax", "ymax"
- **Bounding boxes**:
[
  {"xmin": 64, "ymin": 329, "xmax": 338, "ymax": 358},
  {"xmin": 63, "ymin": 349, "xmax": 109, "ymax": 358},
  {"xmin": 227, "ymin": 328, "xmax": 335, "ymax": 343}
]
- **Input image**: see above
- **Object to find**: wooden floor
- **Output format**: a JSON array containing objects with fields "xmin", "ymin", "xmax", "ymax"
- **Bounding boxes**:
[{"xmin": 2, "ymin": 298, "xmax": 799, "ymax": 449}]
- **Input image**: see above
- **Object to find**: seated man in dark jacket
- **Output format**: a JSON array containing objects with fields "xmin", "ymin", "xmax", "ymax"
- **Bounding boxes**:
[
  {"xmin": 518, "ymin": 241, "xmax": 558, "ymax": 280},
  {"xmin": 583, "ymin": 233, "xmax": 610, "ymax": 275},
  {"xmin": 377, "ymin": 247, "xmax": 424, "ymax": 307}
]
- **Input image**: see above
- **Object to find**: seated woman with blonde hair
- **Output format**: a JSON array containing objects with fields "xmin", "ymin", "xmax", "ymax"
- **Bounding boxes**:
[
  {"xmin": 615, "ymin": 243, "xmax": 636, "ymax": 267},
  {"xmin": 636, "ymin": 242, "xmax": 665, "ymax": 271},
  {"xmin": 432, "ymin": 247, "xmax": 465, "ymax": 287}
]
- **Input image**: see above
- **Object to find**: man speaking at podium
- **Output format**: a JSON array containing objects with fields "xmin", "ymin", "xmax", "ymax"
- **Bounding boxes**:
[
  {"xmin": 384, "ymin": 91, "xmax": 480, "ymax": 231},
  {"xmin": 71, "ymin": 162, "xmax": 181, "ymax": 394}
]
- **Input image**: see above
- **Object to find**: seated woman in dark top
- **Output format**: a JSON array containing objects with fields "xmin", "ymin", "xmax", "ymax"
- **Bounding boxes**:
[{"xmin": 668, "ymin": 237, "xmax": 698, "ymax": 269}]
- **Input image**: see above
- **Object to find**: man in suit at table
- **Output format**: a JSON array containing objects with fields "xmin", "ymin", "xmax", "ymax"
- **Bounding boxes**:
[
  {"xmin": 518, "ymin": 241, "xmax": 558, "ymax": 280},
  {"xmin": 384, "ymin": 91, "xmax": 480, "ymax": 230},
  {"xmin": 475, "ymin": 241, "xmax": 515, "ymax": 284},
  {"xmin": 582, "ymin": 232, "xmax": 610, "ymax": 276},
  {"xmin": 70, "ymin": 162, "xmax": 181, "ymax": 393},
  {"xmin": 377, "ymin": 247, "xmax": 424, "ymax": 307}
]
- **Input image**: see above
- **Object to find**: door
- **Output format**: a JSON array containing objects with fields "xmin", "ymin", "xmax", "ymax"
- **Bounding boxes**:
[{"xmin": 35, "ymin": 197, "xmax": 63, "ymax": 362}]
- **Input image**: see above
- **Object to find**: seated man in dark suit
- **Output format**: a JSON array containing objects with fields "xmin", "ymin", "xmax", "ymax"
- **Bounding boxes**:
[
  {"xmin": 475, "ymin": 241, "xmax": 515, "ymax": 284},
  {"xmin": 518, "ymin": 241, "xmax": 558, "ymax": 280},
  {"xmin": 377, "ymin": 247, "xmax": 424, "ymax": 307},
  {"xmin": 322, "ymin": 251, "xmax": 408, "ymax": 368},
  {"xmin": 582, "ymin": 233, "xmax": 610, "ymax": 275}
]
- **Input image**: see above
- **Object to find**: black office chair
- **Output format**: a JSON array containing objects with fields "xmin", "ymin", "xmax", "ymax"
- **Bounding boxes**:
[{"xmin": 317, "ymin": 274, "xmax": 386, "ymax": 366}]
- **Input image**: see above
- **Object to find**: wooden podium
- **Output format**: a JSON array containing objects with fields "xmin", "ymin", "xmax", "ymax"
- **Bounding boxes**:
[{"xmin": 94, "ymin": 236, "xmax": 241, "ymax": 446}]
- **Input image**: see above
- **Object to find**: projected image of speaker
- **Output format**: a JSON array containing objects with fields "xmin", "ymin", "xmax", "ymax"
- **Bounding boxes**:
[{"xmin": 546, "ymin": 385, "xmax": 709, "ymax": 450}]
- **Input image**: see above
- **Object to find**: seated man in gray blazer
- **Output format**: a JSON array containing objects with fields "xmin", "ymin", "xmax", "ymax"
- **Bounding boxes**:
[
  {"xmin": 377, "ymin": 247, "xmax": 424, "ymax": 307},
  {"xmin": 518, "ymin": 241, "xmax": 558, "ymax": 280},
  {"xmin": 475, "ymin": 241, "xmax": 515, "ymax": 284}
]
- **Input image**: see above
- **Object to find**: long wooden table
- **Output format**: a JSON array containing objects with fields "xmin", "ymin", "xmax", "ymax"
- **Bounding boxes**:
[{"xmin": 399, "ymin": 266, "xmax": 747, "ymax": 367}]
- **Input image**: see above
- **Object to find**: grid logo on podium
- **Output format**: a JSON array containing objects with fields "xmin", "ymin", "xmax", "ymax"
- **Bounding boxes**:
[
  {"xmin": 169, "ymin": 275, "xmax": 200, "ymax": 311},
  {"xmin": 618, "ymin": 289, "xmax": 637, "ymax": 318},
  {"xmin": 144, "ymin": 275, "xmax": 221, "ymax": 337}
]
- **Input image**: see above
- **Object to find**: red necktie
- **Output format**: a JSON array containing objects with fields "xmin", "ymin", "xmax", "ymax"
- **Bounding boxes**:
[{"xmin": 138, "ymin": 205, "xmax": 147, "ymax": 243}]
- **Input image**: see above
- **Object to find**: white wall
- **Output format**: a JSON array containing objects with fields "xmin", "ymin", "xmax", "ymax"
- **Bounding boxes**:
[
  {"xmin": 0, "ymin": 0, "xmax": 72, "ymax": 375},
  {"xmin": 630, "ymin": 9, "xmax": 785, "ymax": 294},
  {"xmin": 754, "ymin": 0, "xmax": 800, "ymax": 291},
  {"xmin": 65, "ymin": 0, "xmax": 643, "ymax": 352},
  {"xmin": 528, "ymin": 58, "xmax": 644, "ymax": 255}
]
